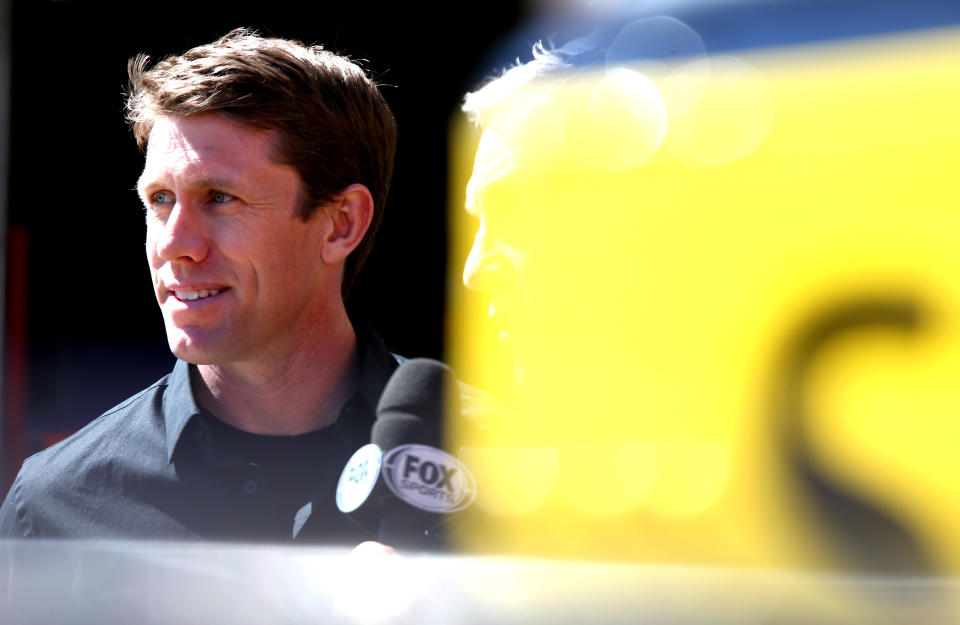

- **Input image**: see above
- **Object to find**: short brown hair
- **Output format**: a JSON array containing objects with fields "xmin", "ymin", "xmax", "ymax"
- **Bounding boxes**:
[{"xmin": 126, "ymin": 28, "xmax": 398, "ymax": 296}]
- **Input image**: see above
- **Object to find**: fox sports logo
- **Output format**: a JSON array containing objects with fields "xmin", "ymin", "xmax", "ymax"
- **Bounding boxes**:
[{"xmin": 382, "ymin": 444, "xmax": 476, "ymax": 513}]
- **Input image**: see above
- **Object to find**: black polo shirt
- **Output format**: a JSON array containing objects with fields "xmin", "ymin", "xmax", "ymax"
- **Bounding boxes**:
[{"xmin": 0, "ymin": 326, "xmax": 400, "ymax": 543}]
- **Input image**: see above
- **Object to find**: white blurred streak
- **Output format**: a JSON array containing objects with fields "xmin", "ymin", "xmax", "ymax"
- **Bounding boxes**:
[
  {"xmin": 3, "ymin": 540, "xmax": 959, "ymax": 624},
  {"xmin": 332, "ymin": 542, "xmax": 422, "ymax": 624}
]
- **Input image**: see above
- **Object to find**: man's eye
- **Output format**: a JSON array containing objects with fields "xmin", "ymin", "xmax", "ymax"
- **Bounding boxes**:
[
  {"xmin": 151, "ymin": 191, "xmax": 173, "ymax": 204},
  {"xmin": 212, "ymin": 191, "xmax": 235, "ymax": 203}
]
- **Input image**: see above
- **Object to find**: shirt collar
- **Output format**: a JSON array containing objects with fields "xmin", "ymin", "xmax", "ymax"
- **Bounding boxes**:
[
  {"xmin": 161, "ymin": 319, "xmax": 401, "ymax": 463},
  {"xmin": 163, "ymin": 359, "xmax": 203, "ymax": 463},
  {"xmin": 353, "ymin": 315, "xmax": 403, "ymax": 411}
]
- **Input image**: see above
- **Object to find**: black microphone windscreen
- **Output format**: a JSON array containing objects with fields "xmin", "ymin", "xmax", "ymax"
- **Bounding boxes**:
[{"xmin": 373, "ymin": 358, "xmax": 456, "ymax": 450}]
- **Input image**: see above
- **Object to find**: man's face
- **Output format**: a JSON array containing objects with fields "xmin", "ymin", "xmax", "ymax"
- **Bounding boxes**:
[
  {"xmin": 462, "ymin": 128, "xmax": 537, "ymax": 385},
  {"xmin": 462, "ymin": 124, "xmax": 626, "ymax": 391},
  {"xmin": 139, "ymin": 114, "xmax": 336, "ymax": 366}
]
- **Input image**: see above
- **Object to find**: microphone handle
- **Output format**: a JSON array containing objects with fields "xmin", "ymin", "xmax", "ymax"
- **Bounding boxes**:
[{"xmin": 377, "ymin": 497, "xmax": 442, "ymax": 551}]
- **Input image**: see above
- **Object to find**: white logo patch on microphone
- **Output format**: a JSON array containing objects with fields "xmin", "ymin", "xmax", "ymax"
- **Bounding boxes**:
[
  {"xmin": 382, "ymin": 444, "xmax": 476, "ymax": 513},
  {"xmin": 336, "ymin": 444, "xmax": 383, "ymax": 513}
]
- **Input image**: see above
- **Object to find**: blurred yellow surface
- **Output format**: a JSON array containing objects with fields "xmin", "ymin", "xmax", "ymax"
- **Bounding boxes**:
[{"xmin": 447, "ymin": 26, "xmax": 960, "ymax": 574}]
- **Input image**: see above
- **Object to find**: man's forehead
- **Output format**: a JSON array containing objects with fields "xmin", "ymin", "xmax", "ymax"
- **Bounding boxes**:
[
  {"xmin": 465, "ymin": 129, "xmax": 520, "ymax": 216},
  {"xmin": 138, "ymin": 115, "xmax": 282, "ymax": 190},
  {"xmin": 466, "ymin": 123, "xmax": 565, "ymax": 220},
  {"xmin": 145, "ymin": 115, "xmax": 272, "ymax": 160}
]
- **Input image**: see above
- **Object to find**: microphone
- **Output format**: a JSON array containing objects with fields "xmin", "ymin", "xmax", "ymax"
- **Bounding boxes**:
[{"xmin": 336, "ymin": 358, "xmax": 476, "ymax": 550}]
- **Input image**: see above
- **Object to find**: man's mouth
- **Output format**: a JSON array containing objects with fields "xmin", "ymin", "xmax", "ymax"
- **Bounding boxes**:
[{"xmin": 173, "ymin": 288, "xmax": 225, "ymax": 302}]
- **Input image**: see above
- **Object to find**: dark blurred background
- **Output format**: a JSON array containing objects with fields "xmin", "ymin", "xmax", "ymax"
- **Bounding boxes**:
[{"xmin": 0, "ymin": 0, "xmax": 528, "ymax": 488}]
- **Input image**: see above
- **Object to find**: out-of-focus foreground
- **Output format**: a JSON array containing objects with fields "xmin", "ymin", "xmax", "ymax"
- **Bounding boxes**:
[{"xmin": 447, "ymin": 0, "xmax": 960, "ymax": 606}]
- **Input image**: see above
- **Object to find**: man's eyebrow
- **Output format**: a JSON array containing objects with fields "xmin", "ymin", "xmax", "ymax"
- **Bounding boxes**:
[
  {"xmin": 135, "ymin": 175, "xmax": 155, "ymax": 197},
  {"xmin": 192, "ymin": 177, "xmax": 241, "ymax": 192},
  {"xmin": 136, "ymin": 176, "xmax": 241, "ymax": 196}
]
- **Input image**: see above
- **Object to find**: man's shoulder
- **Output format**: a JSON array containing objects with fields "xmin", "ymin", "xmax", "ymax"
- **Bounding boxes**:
[
  {"xmin": 29, "ymin": 374, "xmax": 171, "ymax": 465},
  {"xmin": 1, "ymin": 372, "xmax": 182, "ymax": 538},
  {"xmin": 14, "ymin": 374, "xmax": 175, "ymax": 502}
]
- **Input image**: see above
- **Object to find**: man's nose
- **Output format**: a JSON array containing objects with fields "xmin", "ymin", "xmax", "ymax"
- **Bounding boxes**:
[
  {"xmin": 153, "ymin": 204, "xmax": 209, "ymax": 264},
  {"xmin": 463, "ymin": 223, "xmax": 515, "ymax": 292}
]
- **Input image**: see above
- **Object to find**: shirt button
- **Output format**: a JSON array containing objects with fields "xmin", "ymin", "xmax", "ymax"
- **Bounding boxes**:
[{"xmin": 242, "ymin": 480, "xmax": 258, "ymax": 495}]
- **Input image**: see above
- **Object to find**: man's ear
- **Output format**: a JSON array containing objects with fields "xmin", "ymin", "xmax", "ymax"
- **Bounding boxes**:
[{"xmin": 320, "ymin": 184, "xmax": 374, "ymax": 264}]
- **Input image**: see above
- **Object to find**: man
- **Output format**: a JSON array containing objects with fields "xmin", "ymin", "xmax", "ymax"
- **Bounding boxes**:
[
  {"xmin": 457, "ymin": 39, "xmax": 669, "ymax": 400},
  {"xmin": 0, "ymin": 29, "xmax": 401, "ymax": 543},
  {"xmin": 450, "ymin": 38, "xmax": 705, "ymax": 558}
]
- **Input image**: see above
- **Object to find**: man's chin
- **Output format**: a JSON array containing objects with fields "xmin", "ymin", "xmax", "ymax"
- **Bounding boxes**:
[{"xmin": 166, "ymin": 331, "xmax": 223, "ymax": 365}]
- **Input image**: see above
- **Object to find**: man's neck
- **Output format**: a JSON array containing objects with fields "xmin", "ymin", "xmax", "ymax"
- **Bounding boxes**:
[{"xmin": 192, "ymin": 310, "xmax": 360, "ymax": 436}]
